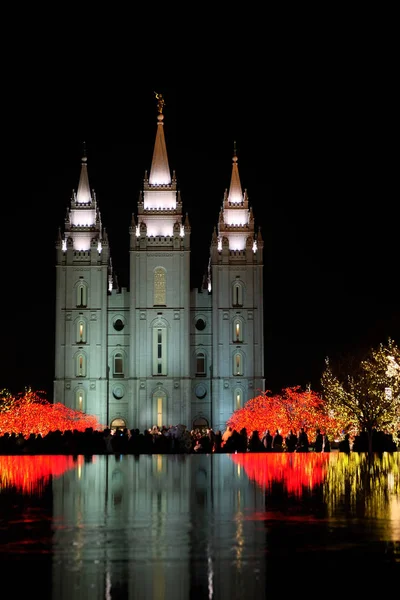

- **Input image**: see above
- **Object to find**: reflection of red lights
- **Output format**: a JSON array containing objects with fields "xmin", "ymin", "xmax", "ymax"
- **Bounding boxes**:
[
  {"xmin": 230, "ymin": 452, "xmax": 330, "ymax": 495},
  {"xmin": 0, "ymin": 455, "xmax": 84, "ymax": 496}
]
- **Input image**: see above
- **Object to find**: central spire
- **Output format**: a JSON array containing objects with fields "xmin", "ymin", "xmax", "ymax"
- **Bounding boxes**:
[{"xmin": 149, "ymin": 92, "xmax": 171, "ymax": 185}]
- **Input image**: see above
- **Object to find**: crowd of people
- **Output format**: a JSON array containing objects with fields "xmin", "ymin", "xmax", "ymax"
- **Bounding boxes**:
[{"xmin": 0, "ymin": 423, "xmax": 397, "ymax": 455}]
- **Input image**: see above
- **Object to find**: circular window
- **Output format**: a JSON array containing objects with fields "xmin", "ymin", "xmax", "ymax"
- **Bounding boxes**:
[
  {"xmin": 195, "ymin": 384, "xmax": 207, "ymax": 399},
  {"xmin": 113, "ymin": 385, "xmax": 125, "ymax": 399},
  {"xmin": 114, "ymin": 319, "xmax": 124, "ymax": 331},
  {"xmin": 195, "ymin": 318, "xmax": 206, "ymax": 331}
]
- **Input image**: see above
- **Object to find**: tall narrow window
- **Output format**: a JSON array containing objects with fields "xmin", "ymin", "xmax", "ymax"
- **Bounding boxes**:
[
  {"xmin": 232, "ymin": 282, "xmax": 243, "ymax": 307},
  {"xmin": 233, "ymin": 318, "xmax": 243, "ymax": 342},
  {"xmin": 235, "ymin": 389, "xmax": 243, "ymax": 410},
  {"xmin": 153, "ymin": 327, "xmax": 167, "ymax": 375},
  {"xmin": 114, "ymin": 352, "xmax": 124, "ymax": 377},
  {"xmin": 76, "ymin": 388, "xmax": 85, "ymax": 411},
  {"xmin": 77, "ymin": 320, "xmax": 86, "ymax": 343},
  {"xmin": 196, "ymin": 352, "xmax": 206, "ymax": 375},
  {"xmin": 233, "ymin": 353, "xmax": 243, "ymax": 376},
  {"xmin": 153, "ymin": 390, "xmax": 166, "ymax": 428},
  {"xmin": 154, "ymin": 267, "xmax": 166, "ymax": 306},
  {"xmin": 157, "ymin": 396, "xmax": 163, "ymax": 428},
  {"xmin": 77, "ymin": 283, "xmax": 88, "ymax": 307},
  {"xmin": 76, "ymin": 353, "xmax": 86, "ymax": 377}
]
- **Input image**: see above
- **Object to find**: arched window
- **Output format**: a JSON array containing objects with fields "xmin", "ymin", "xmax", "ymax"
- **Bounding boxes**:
[
  {"xmin": 76, "ymin": 353, "xmax": 86, "ymax": 377},
  {"xmin": 153, "ymin": 327, "xmax": 167, "ymax": 375},
  {"xmin": 196, "ymin": 351, "xmax": 206, "ymax": 375},
  {"xmin": 232, "ymin": 281, "xmax": 243, "ymax": 307},
  {"xmin": 233, "ymin": 317, "xmax": 243, "ymax": 342},
  {"xmin": 192, "ymin": 416, "xmax": 209, "ymax": 430},
  {"xmin": 234, "ymin": 388, "xmax": 243, "ymax": 410},
  {"xmin": 76, "ymin": 282, "xmax": 88, "ymax": 308},
  {"xmin": 76, "ymin": 388, "xmax": 85, "ymax": 412},
  {"xmin": 110, "ymin": 417, "xmax": 126, "ymax": 431},
  {"xmin": 154, "ymin": 267, "xmax": 166, "ymax": 306},
  {"xmin": 76, "ymin": 319, "xmax": 87, "ymax": 343},
  {"xmin": 113, "ymin": 352, "xmax": 124, "ymax": 377},
  {"xmin": 233, "ymin": 352, "xmax": 243, "ymax": 376}
]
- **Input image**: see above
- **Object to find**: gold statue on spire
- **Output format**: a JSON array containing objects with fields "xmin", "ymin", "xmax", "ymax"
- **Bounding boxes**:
[{"xmin": 154, "ymin": 92, "xmax": 165, "ymax": 114}]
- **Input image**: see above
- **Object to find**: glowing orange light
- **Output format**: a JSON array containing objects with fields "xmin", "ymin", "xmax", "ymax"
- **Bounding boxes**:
[
  {"xmin": 0, "ymin": 455, "xmax": 85, "ymax": 495},
  {"xmin": 230, "ymin": 452, "xmax": 329, "ymax": 495},
  {"xmin": 0, "ymin": 389, "xmax": 105, "ymax": 439}
]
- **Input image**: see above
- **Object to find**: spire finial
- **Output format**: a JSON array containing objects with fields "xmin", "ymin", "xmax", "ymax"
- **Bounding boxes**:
[
  {"xmin": 82, "ymin": 141, "xmax": 87, "ymax": 163},
  {"xmin": 233, "ymin": 141, "xmax": 238, "ymax": 164},
  {"xmin": 154, "ymin": 92, "xmax": 165, "ymax": 114}
]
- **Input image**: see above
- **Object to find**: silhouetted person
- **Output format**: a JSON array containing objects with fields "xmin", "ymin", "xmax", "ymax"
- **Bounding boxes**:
[
  {"xmin": 272, "ymin": 429, "xmax": 283, "ymax": 451},
  {"xmin": 238, "ymin": 428, "xmax": 248, "ymax": 452},
  {"xmin": 214, "ymin": 430, "xmax": 222, "ymax": 453},
  {"xmin": 261, "ymin": 429, "xmax": 273, "ymax": 451},
  {"xmin": 339, "ymin": 434, "xmax": 351, "ymax": 453},
  {"xmin": 285, "ymin": 429, "xmax": 298, "ymax": 452},
  {"xmin": 296, "ymin": 428, "xmax": 309, "ymax": 452},
  {"xmin": 248, "ymin": 430, "xmax": 264, "ymax": 452},
  {"xmin": 322, "ymin": 432, "xmax": 331, "ymax": 452},
  {"xmin": 314, "ymin": 428, "xmax": 323, "ymax": 452}
]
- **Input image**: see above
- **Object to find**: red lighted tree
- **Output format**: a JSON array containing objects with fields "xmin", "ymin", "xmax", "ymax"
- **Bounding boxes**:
[
  {"xmin": 226, "ymin": 386, "xmax": 344, "ymax": 439},
  {"xmin": 0, "ymin": 388, "xmax": 105, "ymax": 438}
]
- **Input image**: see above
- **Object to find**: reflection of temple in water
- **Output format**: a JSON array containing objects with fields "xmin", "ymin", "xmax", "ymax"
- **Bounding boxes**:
[
  {"xmin": 1, "ymin": 453, "xmax": 399, "ymax": 596},
  {"xmin": 51, "ymin": 454, "xmax": 268, "ymax": 599}
]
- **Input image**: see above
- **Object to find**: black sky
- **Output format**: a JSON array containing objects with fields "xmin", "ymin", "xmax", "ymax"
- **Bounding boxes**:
[{"xmin": 1, "ymin": 76, "xmax": 398, "ymax": 399}]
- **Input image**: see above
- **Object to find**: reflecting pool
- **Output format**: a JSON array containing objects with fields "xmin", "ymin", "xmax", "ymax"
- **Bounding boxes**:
[{"xmin": 0, "ymin": 452, "xmax": 399, "ymax": 599}]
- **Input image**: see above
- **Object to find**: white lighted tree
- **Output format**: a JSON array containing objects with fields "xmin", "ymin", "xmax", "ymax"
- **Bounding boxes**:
[{"xmin": 321, "ymin": 338, "xmax": 400, "ymax": 452}]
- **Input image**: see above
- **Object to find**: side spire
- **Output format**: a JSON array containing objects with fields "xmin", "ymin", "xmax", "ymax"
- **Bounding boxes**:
[{"xmin": 149, "ymin": 92, "xmax": 171, "ymax": 185}]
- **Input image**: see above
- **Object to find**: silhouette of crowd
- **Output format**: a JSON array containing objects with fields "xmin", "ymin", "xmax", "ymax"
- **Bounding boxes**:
[{"xmin": 0, "ymin": 423, "xmax": 398, "ymax": 455}]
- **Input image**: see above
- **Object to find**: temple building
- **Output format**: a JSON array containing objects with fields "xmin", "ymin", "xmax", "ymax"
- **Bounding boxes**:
[{"xmin": 54, "ymin": 94, "xmax": 265, "ymax": 432}]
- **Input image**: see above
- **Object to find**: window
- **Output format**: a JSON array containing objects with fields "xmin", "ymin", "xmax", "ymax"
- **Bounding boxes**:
[
  {"xmin": 77, "ymin": 319, "xmax": 86, "ymax": 343},
  {"xmin": 114, "ymin": 352, "xmax": 124, "ymax": 377},
  {"xmin": 153, "ymin": 327, "xmax": 167, "ymax": 375},
  {"xmin": 110, "ymin": 418, "xmax": 126, "ymax": 431},
  {"xmin": 157, "ymin": 396, "xmax": 163, "ymax": 428},
  {"xmin": 113, "ymin": 385, "xmax": 125, "ymax": 399},
  {"xmin": 233, "ymin": 318, "xmax": 243, "ymax": 342},
  {"xmin": 76, "ymin": 388, "xmax": 85, "ymax": 411},
  {"xmin": 154, "ymin": 267, "xmax": 166, "ymax": 306},
  {"xmin": 193, "ymin": 416, "xmax": 209, "ymax": 430},
  {"xmin": 234, "ymin": 388, "xmax": 243, "ymax": 410},
  {"xmin": 77, "ymin": 282, "xmax": 88, "ymax": 307},
  {"xmin": 113, "ymin": 318, "xmax": 124, "ymax": 331},
  {"xmin": 233, "ymin": 352, "xmax": 243, "ymax": 376},
  {"xmin": 232, "ymin": 281, "xmax": 243, "ymax": 307},
  {"xmin": 196, "ymin": 352, "xmax": 206, "ymax": 375},
  {"xmin": 195, "ymin": 318, "xmax": 206, "ymax": 331},
  {"xmin": 76, "ymin": 353, "xmax": 86, "ymax": 377},
  {"xmin": 195, "ymin": 384, "xmax": 207, "ymax": 399},
  {"xmin": 153, "ymin": 389, "xmax": 166, "ymax": 428}
]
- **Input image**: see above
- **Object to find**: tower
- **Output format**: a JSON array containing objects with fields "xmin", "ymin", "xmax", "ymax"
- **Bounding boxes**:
[
  {"xmin": 207, "ymin": 144, "xmax": 265, "ymax": 431},
  {"xmin": 54, "ymin": 144, "xmax": 111, "ymax": 426},
  {"xmin": 54, "ymin": 96, "xmax": 265, "ymax": 431},
  {"xmin": 128, "ymin": 93, "xmax": 192, "ymax": 429}
]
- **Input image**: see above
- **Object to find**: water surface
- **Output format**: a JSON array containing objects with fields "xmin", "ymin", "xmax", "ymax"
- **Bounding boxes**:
[{"xmin": 0, "ymin": 452, "xmax": 399, "ymax": 599}]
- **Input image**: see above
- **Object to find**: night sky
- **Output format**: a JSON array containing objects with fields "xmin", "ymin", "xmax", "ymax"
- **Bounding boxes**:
[{"xmin": 1, "ymin": 83, "xmax": 398, "ymax": 399}]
